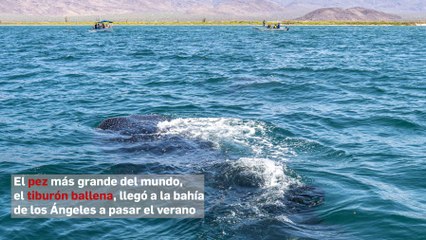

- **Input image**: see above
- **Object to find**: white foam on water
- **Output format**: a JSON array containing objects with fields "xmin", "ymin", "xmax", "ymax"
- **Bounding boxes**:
[
  {"xmin": 157, "ymin": 118, "xmax": 302, "ymax": 224},
  {"xmin": 157, "ymin": 117, "xmax": 290, "ymax": 159},
  {"xmin": 227, "ymin": 157, "xmax": 289, "ymax": 188},
  {"xmin": 215, "ymin": 157, "xmax": 302, "ymax": 223},
  {"xmin": 228, "ymin": 157, "xmax": 302, "ymax": 200},
  {"xmin": 276, "ymin": 215, "xmax": 295, "ymax": 224}
]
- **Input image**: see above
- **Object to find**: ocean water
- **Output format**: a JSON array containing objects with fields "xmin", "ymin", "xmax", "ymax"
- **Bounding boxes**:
[{"xmin": 0, "ymin": 26, "xmax": 425, "ymax": 240}]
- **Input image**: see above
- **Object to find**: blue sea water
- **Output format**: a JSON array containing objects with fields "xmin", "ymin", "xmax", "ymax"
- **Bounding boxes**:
[{"xmin": 0, "ymin": 26, "xmax": 425, "ymax": 240}]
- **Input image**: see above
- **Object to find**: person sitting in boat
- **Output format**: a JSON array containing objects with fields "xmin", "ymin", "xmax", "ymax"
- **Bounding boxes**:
[
  {"xmin": 277, "ymin": 23, "xmax": 281, "ymax": 29},
  {"xmin": 267, "ymin": 24, "xmax": 271, "ymax": 29}
]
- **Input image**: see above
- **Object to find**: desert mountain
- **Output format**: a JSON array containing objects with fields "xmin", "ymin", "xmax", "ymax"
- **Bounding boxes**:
[
  {"xmin": 297, "ymin": 7, "xmax": 402, "ymax": 21},
  {"xmin": 0, "ymin": 0, "xmax": 424, "ymax": 20},
  {"xmin": 0, "ymin": 0, "xmax": 285, "ymax": 19},
  {"xmin": 271, "ymin": 0, "xmax": 426, "ymax": 15}
]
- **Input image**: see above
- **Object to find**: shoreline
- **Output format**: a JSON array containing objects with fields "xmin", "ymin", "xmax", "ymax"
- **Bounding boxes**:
[{"xmin": 0, "ymin": 20, "xmax": 423, "ymax": 26}]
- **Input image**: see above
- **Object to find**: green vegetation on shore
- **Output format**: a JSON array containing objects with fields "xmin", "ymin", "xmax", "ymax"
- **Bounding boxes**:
[{"xmin": 0, "ymin": 20, "xmax": 422, "ymax": 26}]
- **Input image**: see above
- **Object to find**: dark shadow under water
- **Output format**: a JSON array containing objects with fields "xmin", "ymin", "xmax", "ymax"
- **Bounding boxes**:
[{"xmin": 94, "ymin": 115, "xmax": 329, "ymax": 239}]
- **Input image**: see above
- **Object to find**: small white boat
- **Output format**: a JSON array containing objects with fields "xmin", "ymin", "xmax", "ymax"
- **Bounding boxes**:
[
  {"xmin": 89, "ymin": 20, "xmax": 113, "ymax": 32},
  {"xmin": 415, "ymin": 23, "xmax": 426, "ymax": 26},
  {"xmin": 255, "ymin": 26, "xmax": 289, "ymax": 31},
  {"xmin": 256, "ymin": 21, "xmax": 289, "ymax": 31},
  {"xmin": 89, "ymin": 28, "xmax": 113, "ymax": 33}
]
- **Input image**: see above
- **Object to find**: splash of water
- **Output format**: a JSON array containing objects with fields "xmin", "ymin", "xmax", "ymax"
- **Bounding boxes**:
[{"xmin": 157, "ymin": 117, "xmax": 291, "ymax": 160}]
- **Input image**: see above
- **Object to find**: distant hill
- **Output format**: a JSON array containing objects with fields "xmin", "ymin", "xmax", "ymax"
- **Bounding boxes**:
[
  {"xmin": 0, "ymin": 0, "xmax": 424, "ymax": 20},
  {"xmin": 296, "ymin": 7, "xmax": 402, "ymax": 21},
  {"xmin": 272, "ymin": 0, "xmax": 426, "ymax": 16},
  {"xmin": 0, "ymin": 0, "xmax": 285, "ymax": 20}
]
